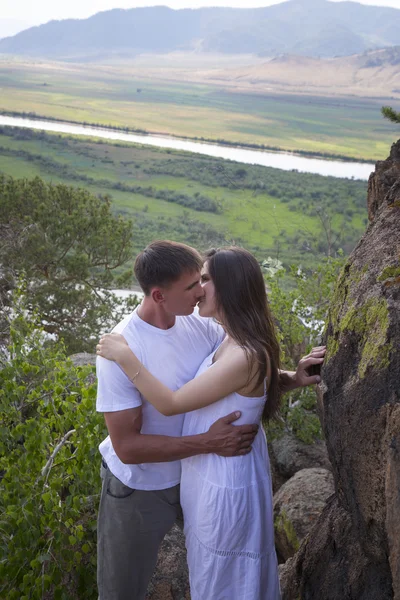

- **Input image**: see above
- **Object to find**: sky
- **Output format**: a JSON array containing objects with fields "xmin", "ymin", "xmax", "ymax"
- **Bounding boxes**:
[{"xmin": 1, "ymin": 0, "xmax": 400, "ymax": 38}]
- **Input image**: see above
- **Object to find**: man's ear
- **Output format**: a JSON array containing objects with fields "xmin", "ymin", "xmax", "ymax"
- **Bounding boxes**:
[{"xmin": 151, "ymin": 288, "xmax": 165, "ymax": 304}]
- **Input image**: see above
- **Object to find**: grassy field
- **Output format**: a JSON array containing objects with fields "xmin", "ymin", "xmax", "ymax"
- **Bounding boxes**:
[
  {"xmin": 0, "ymin": 126, "xmax": 368, "ymax": 269},
  {"xmin": 0, "ymin": 57, "xmax": 396, "ymax": 161}
]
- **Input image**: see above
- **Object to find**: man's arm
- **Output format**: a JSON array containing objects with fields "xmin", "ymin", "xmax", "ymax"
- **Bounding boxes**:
[
  {"xmin": 105, "ymin": 406, "xmax": 258, "ymax": 465},
  {"xmin": 279, "ymin": 346, "xmax": 326, "ymax": 394}
]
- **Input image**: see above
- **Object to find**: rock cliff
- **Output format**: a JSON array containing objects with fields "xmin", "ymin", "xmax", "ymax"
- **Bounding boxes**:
[{"xmin": 280, "ymin": 140, "xmax": 400, "ymax": 599}]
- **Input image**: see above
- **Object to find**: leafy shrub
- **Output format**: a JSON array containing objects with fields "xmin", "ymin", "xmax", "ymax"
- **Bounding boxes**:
[
  {"xmin": 0, "ymin": 297, "xmax": 104, "ymax": 599},
  {"xmin": 265, "ymin": 255, "xmax": 345, "ymax": 443}
]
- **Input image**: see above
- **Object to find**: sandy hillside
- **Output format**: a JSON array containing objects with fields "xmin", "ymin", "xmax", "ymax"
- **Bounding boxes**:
[{"xmin": 104, "ymin": 48, "xmax": 400, "ymax": 100}]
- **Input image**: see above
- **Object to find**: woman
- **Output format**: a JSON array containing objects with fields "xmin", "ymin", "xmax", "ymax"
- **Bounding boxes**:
[{"xmin": 97, "ymin": 247, "xmax": 283, "ymax": 599}]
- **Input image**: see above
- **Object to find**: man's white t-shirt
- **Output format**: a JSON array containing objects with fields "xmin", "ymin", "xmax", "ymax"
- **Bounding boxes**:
[{"xmin": 96, "ymin": 308, "xmax": 223, "ymax": 491}]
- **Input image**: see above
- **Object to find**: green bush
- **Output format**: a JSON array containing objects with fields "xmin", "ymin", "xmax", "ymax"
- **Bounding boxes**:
[
  {"xmin": 0, "ymin": 297, "xmax": 104, "ymax": 599},
  {"xmin": 265, "ymin": 255, "xmax": 345, "ymax": 443}
]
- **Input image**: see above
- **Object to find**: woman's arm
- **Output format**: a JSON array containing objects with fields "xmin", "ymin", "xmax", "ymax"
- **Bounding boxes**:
[{"xmin": 97, "ymin": 334, "xmax": 250, "ymax": 416}]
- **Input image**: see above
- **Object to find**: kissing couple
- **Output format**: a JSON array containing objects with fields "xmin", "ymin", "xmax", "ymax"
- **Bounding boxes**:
[{"xmin": 96, "ymin": 240, "xmax": 325, "ymax": 600}]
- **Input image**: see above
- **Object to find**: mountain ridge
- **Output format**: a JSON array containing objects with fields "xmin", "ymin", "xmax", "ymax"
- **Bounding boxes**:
[{"xmin": 0, "ymin": 0, "xmax": 400, "ymax": 60}]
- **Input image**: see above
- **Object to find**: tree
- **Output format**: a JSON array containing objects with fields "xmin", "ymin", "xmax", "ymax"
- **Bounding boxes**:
[
  {"xmin": 381, "ymin": 106, "xmax": 400, "ymax": 124},
  {"xmin": 0, "ymin": 175, "xmax": 137, "ymax": 353}
]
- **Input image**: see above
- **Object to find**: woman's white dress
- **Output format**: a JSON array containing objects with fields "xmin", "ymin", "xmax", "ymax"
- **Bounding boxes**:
[{"xmin": 180, "ymin": 349, "xmax": 281, "ymax": 600}]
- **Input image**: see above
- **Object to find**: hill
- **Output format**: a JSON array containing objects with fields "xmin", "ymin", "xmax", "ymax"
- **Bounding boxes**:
[
  {"xmin": 1, "ymin": 0, "xmax": 400, "ymax": 60},
  {"xmin": 178, "ymin": 47, "xmax": 400, "ymax": 99}
]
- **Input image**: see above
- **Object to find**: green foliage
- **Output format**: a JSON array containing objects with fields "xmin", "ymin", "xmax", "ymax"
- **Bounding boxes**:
[
  {"xmin": 0, "ymin": 296, "xmax": 104, "ymax": 599},
  {"xmin": 143, "ymin": 152, "xmax": 367, "ymax": 214},
  {"xmin": 381, "ymin": 106, "xmax": 400, "ymax": 124},
  {"xmin": 0, "ymin": 130, "xmax": 221, "ymax": 214},
  {"xmin": 0, "ymin": 126, "xmax": 368, "ymax": 269},
  {"xmin": 127, "ymin": 209, "xmax": 227, "ymax": 254},
  {"xmin": 0, "ymin": 174, "xmax": 139, "ymax": 353},
  {"xmin": 265, "ymin": 255, "xmax": 345, "ymax": 443}
]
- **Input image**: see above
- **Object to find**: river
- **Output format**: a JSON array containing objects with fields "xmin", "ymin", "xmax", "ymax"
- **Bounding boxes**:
[{"xmin": 0, "ymin": 115, "xmax": 374, "ymax": 180}]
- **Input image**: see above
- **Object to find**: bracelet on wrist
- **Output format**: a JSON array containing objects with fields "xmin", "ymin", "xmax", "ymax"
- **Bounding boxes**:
[{"xmin": 129, "ymin": 366, "xmax": 141, "ymax": 384}]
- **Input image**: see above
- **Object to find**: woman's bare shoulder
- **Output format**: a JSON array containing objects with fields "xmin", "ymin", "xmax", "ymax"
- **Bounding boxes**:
[{"xmin": 223, "ymin": 344, "xmax": 248, "ymax": 364}]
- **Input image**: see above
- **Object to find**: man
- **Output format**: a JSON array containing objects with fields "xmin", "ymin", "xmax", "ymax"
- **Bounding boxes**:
[{"xmin": 96, "ymin": 240, "xmax": 323, "ymax": 600}]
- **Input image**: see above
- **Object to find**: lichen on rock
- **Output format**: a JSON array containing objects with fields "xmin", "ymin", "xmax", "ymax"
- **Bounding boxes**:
[
  {"xmin": 274, "ymin": 510, "xmax": 300, "ymax": 557},
  {"xmin": 378, "ymin": 264, "xmax": 400, "ymax": 283},
  {"xmin": 329, "ymin": 296, "xmax": 392, "ymax": 378}
]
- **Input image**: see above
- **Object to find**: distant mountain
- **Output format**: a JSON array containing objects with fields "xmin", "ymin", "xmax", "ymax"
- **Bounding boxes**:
[
  {"xmin": 0, "ymin": 0, "xmax": 400, "ymax": 61},
  {"xmin": 195, "ymin": 46, "xmax": 400, "ymax": 99}
]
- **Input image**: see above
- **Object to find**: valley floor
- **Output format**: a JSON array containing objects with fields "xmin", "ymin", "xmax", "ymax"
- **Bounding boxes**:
[
  {"xmin": 0, "ymin": 126, "xmax": 368, "ymax": 270},
  {"xmin": 0, "ymin": 54, "xmax": 397, "ymax": 161}
]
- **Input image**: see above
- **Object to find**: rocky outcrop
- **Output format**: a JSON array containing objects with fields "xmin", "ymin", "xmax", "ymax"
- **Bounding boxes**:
[
  {"xmin": 69, "ymin": 352, "xmax": 96, "ymax": 367},
  {"xmin": 367, "ymin": 138, "xmax": 400, "ymax": 222},
  {"xmin": 269, "ymin": 434, "xmax": 331, "ymax": 493},
  {"xmin": 281, "ymin": 140, "xmax": 400, "ymax": 599},
  {"xmin": 69, "ymin": 352, "xmax": 97, "ymax": 383},
  {"xmin": 146, "ymin": 525, "xmax": 190, "ymax": 600},
  {"xmin": 273, "ymin": 468, "xmax": 334, "ymax": 562}
]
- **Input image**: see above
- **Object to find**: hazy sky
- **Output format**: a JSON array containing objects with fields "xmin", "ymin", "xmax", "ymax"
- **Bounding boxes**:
[{"xmin": 1, "ymin": 0, "xmax": 400, "ymax": 37}]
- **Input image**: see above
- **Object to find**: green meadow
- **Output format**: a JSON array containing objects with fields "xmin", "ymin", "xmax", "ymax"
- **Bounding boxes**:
[
  {"xmin": 0, "ymin": 59, "xmax": 395, "ymax": 161},
  {"xmin": 0, "ymin": 126, "xmax": 368, "ymax": 269}
]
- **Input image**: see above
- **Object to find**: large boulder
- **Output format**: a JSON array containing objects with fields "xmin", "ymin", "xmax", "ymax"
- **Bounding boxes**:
[
  {"xmin": 281, "ymin": 140, "xmax": 400, "ymax": 599},
  {"xmin": 269, "ymin": 434, "xmax": 331, "ymax": 492},
  {"xmin": 273, "ymin": 468, "xmax": 334, "ymax": 562}
]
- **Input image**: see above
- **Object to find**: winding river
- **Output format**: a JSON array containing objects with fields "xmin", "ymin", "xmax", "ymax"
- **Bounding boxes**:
[{"xmin": 0, "ymin": 115, "xmax": 374, "ymax": 180}]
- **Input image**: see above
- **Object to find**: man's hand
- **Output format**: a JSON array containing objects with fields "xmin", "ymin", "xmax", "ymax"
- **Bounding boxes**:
[
  {"xmin": 206, "ymin": 411, "xmax": 259, "ymax": 457},
  {"xmin": 279, "ymin": 346, "xmax": 326, "ymax": 393}
]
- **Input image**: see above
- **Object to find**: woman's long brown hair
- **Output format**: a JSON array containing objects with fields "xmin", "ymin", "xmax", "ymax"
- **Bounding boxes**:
[{"xmin": 205, "ymin": 247, "xmax": 281, "ymax": 420}]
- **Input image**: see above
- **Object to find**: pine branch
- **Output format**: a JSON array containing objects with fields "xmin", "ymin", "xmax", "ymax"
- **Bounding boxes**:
[{"xmin": 381, "ymin": 106, "xmax": 400, "ymax": 124}]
